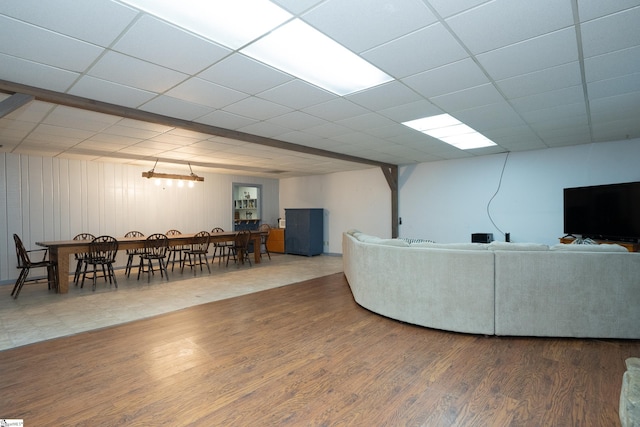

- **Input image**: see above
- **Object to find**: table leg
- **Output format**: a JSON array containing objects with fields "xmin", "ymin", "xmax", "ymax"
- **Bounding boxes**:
[
  {"xmin": 54, "ymin": 247, "xmax": 73, "ymax": 293},
  {"xmin": 253, "ymin": 236, "xmax": 261, "ymax": 264}
]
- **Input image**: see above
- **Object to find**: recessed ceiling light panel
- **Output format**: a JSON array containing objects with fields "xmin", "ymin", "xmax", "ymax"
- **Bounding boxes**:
[
  {"xmin": 403, "ymin": 114, "xmax": 496, "ymax": 150},
  {"xmin": 241, "ymin": 19, "xmax": 393, "ymax": 96},
  {"xmin": 120, "ymin": 0, "xmax": 293, "ymax": 49}
]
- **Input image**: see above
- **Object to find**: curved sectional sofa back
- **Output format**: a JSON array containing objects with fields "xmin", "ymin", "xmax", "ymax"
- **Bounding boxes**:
[{"xmin": 343, "ymin": 230, "xmax": 640, "ymax": 338}]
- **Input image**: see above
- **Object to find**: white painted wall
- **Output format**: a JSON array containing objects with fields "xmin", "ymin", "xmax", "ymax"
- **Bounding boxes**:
[
  {"xmin": 399, "ymin": 139, "xmax": 640, "ymax": 245},
  {"xmin": 279, "ymin": 138, "xmax": 640, "ymax": 253},
  {"xmin": 0, "ymin": 153, "xmax": 279, "ymax": 282},
  {"xmin": 279, "ymin": 167, "xmax": 391, "ymax": 254}
]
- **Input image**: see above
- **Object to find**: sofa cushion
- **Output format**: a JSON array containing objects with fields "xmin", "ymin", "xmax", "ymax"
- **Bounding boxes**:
[
  {"xmin": 378, "ymin": 239, "xmax": 410, "ymax": 247},
  {"xmin": 356, "ymin": 234, "xmax": 382, "ymax": 243},
  {"xmin": 411, "ymin": 242, "xmax": 489, "ymax": 250},
  {"xmin": 488, "ymin": 241, "xmax": 549, "ymax": 251},
  {"xmin": 550, "ymin": 243, "xmax": 628, "ymax": 252}
]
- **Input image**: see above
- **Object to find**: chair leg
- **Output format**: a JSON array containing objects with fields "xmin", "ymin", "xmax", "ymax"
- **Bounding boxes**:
[
  {"xmin": 80, "ymin": 262, "xmax": 89, "ymax": 288},
  {"xmin": 11, "ymin": 267, "xmax": 29, "ymax": 299},
  {"xmin": 109, "ymin": 263, "xmax": 118, "ymax": 288},
  {"xmin": 74, "ymin": 259, "xmax": 83, "ymax": 285}
]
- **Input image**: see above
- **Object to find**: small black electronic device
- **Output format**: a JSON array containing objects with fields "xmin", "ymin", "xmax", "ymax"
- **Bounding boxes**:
[{"xmin": 472, "ymin": 233, "xmax": 494, "ymax": 243}]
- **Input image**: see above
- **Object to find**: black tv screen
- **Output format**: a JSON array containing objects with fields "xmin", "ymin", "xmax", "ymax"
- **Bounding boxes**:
[{"xmin": 563, "ymin": 181, "xmax": 640, "ymax": 242}]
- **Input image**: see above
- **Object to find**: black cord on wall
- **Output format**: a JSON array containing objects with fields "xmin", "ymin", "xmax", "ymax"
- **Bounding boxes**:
[{"xmin": 486, "ymin": 152, "xmax": 510, "ymax": 238}]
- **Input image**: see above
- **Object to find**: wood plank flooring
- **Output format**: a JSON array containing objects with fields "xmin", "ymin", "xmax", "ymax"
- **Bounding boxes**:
[{"xmin": 1, "ymin": 272, "xmax": 638, "ymax": 426}]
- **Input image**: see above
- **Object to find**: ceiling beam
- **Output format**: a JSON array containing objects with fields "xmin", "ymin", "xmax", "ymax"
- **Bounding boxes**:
[
  {"xmin": 0, "ymin": 79, "xmax": 394, "ymax": 169},
  {"xmin": 0, "ymin": 92, "xmax": 34, "ymax": 118},
  {"xmin": 0, "ymin": 79, "xmax": 400, "ymax": 237}
]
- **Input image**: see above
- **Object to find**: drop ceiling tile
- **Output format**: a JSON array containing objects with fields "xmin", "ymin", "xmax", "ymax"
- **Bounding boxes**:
[
  {"xmin": 74, "ymin": 139, "xmax": 130, "ymax": 152},
  {"xmin": 102, "ymin": 123, "xmax": 161, "ymax": 139},
  {"xmin": 336, "ymin": 113, "xmax": 396, "ymax": 132},
  {"xmin": 3, "ymin": 101, "xmax": 55, "ymax": 123},
  {"xmin": 584, "ymin": 45, "xmax": 640, "ymax": 82},
  {"xmin": 115, "ymin": 119, "xmax": 173, "ymax": 134},
  {"xmin": 519, "ymin": 102, "xmax": 587, "ymax": 124},
  {"xmin": 302, "ymin": 0, "xmax": 436, "ymax": 53},
  {"xmin": 378, "ymin": 100, "xmax": 443, "ymax": 122},
  {"xmin": 476, "ymin": 28, "xmax": 579, "ymax": 80},
  {"xmin": 117, "ymin": 145, "xmax": 164, "ymax": 156},
  {"xmin": 588, "ymin": 73, "xmax": 640, "ymax": 100},
  {"xmin": 166, "ymin": 78, "xmax": 248, "ymax": 109},
  {"xmin": 577, "ymin": 0, "xmax": 640, "ymax": 22},
  {"xmin": 85, "ymin": 133, "xmax": 143, "ymax": 146},
  {"xmin": 113, "ymin": 15, "xmax": 231, "ymax": 74},
  {"xmin": 303, "ymin": 122, "xmax": 354, "ymax": 138},
  {"xmin": 151, "ymin": 133, "xmax": 203, "ymax": 146},
  {"xmin": 0, "ymin": 0, "xmax": 137, "ymax": 46},
  {"xmin": 32, "ymin": 123, "xmax": 95, "ymax": 140},
  {"xmin": 402, "ymin": 58, "xmax": 490, "ymax": 98},
  {"xmin": 43, "ymin": 106, "xmax": 121, "ymax": 131},
  {"xmin": 258, "ymin": 80, "xmax": 335, "ymax": 110},
  {"xmin": 580, "ymin": 6, "xmax": 640, "ymax": 58},
  {"xmin": 454, "ymin": 102, "xmax": 526, "ymax": 131},
  {"xmin": 510, "ymin": 85, "xmax": 584, "ymax": 113},
  {"xmin": 430, "ymin": 83, "xmax": 504, "ymax": 112},
  {"xmin": 266, "ymin": 111, "xmax": 327, "ymax": 131},
  {"xmin": 199, "ymin": 54, "xmax": 292, "ymax": 95},
  {"xmin": 591, "ymin": 117, "xmax": 640, "ymax": 141},
  {"xmin": 426, "ymin": 0, "xmax": 491, "ymax": 18},
  {"xmin": 496, "ymin": 62, "xmax": 582, "ymax": 99},
  {"xmin": 0, "ymin": 15, "xmax": 104, "ymax": 72},
  {"xmin": 301, "ymin": 98, "xmax": 369, "ymax": 121},
  {"xmin": 88, "ymin": 51, "xmax": 188, "ymax": 93},
  {"xmin": 140, "ymin": 95, "xmax": 212, "ymax": 120},
  {"xmin": 271, "ymin": 0, "xmax": 325, "ymax": 14},
  {"xmin": 223, "ymin": 97, "xmax": 293, "ymax": 121},
  {"xmin": 69, "ymin": 76, "xmax": 157, "ymax": 108},
  {"xmin": 590, "ymin": 91, "xmax": 640, "ymax": 121},
  {"xmin": 196, "ymin": 110, "xmax": 259, "ymax": 130},
  {"xmin": 445, "ymin": 0, "xmax": 574, "ymax": 54},
  {"xmin": 346, "ymin": 81, "xmax": 422, "ymax": 111},
  {"xmin": 0, "ymin": 53, "xmax": 78, "ymax": 92},
  {"xmin": 362, "ymin": 23, "xmax": 468, "ymax": 79}
]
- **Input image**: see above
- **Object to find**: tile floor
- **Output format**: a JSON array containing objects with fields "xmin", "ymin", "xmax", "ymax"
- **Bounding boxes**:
[{"xmin": 0, "ymin": 253, "xmax": 344, "ymax": 351}]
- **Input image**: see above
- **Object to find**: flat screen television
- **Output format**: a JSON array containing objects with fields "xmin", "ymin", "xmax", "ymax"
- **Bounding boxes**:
[{"xmin": 563, "ymin": 181, "xmax": 640, "ymax": 243}]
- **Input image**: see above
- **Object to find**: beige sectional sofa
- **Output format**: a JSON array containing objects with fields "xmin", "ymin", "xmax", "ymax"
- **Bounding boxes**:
[{"xmin": 343, "ymin": 230, "xmax": 640, "ymax": 338}]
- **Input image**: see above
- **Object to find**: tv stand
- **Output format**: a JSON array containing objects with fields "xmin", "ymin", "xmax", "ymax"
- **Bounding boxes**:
[{"xmin": 559, "ymin": 237, "xmax": 639, "ymax": 252}]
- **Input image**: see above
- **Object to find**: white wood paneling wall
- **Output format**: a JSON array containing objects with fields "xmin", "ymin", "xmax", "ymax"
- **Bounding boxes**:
[{"xmin": 0, "ymin": 153, "xmax": 279, "ymax": 282}]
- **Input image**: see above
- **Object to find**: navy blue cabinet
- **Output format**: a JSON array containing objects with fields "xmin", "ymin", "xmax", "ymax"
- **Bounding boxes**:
[{"xmin": 285, "ymin": 209, "xmax": 323, "ymax": 256}]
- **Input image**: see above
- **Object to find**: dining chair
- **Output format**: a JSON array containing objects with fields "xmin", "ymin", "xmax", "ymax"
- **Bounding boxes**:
[
  {"xmin": 80, "ymin": 235, "xmax": 119, "ymax": 291},
  {"xmin": 72, "ymin": 233, "xmax": 95, "ymax": 285},
  {"xmin": 210, "ymin": 227, "xmax": 232, "ymax": 265},
  {"xmin": 124, "ymin": 230, "xmax": 144, "ymax": 277},
  {"xmin": 258, "ymin": 223, "xmax": 272, "ymax": 260},
  {"xmin": 166, "ymin": 229, "xmax": 185, "ymax": 271},
  {"xmin": 137, "ymin": 233, "xmax": 169, "ymax": 282},
  {"xmin": 11, "ymin": 234, "xmax": 58, "ymax": 299},
  {"xmin": 181, "ymin": 231, "xmax": 211, "ymax": 274},
  {"xmin": 226, "ymin": 230, "xmax": 252, "ymax": 268}
]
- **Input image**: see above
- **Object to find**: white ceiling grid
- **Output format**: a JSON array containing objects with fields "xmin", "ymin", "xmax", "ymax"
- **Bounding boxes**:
[{"xmin": 0, "ymin": 0, "xmax": 639, "ymax": 177}]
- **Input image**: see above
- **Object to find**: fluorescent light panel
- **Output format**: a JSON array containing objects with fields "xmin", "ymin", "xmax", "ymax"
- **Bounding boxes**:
[
  {"xmin": 120, "ymin": 0, "xmax": 292, "ymax": 49},
  {"xmin": 120, "ymin": 0, "xmax": 392, "ymax": 95},
  {"xmin": 403, "ymin": 114, "xmax": 497, "ymax": 150},
  {"xmin": 242, "ymin": 19, "xmax": 393, "ymax": 95}
]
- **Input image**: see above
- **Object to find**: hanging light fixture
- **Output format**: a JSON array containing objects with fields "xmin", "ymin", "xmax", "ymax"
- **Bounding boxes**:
[{"xmin": 142, "ymin": 160, "xmax": 204, "ymax": 182}]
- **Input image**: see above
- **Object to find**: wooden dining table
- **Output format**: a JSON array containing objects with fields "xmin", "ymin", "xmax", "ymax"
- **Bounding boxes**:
[{"xmin": 36, "ymin": 231, "xmax": 264, "ymax": 293}]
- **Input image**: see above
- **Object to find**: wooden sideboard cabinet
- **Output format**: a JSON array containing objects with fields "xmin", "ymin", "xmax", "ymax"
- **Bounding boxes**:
[
  {"xmin": 266, "ymin": 228, "xmax": 285, "ymax": 253},
  {"xmin": 285, "ymin": 208, "xmax": 324, "ymax": 256}
]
